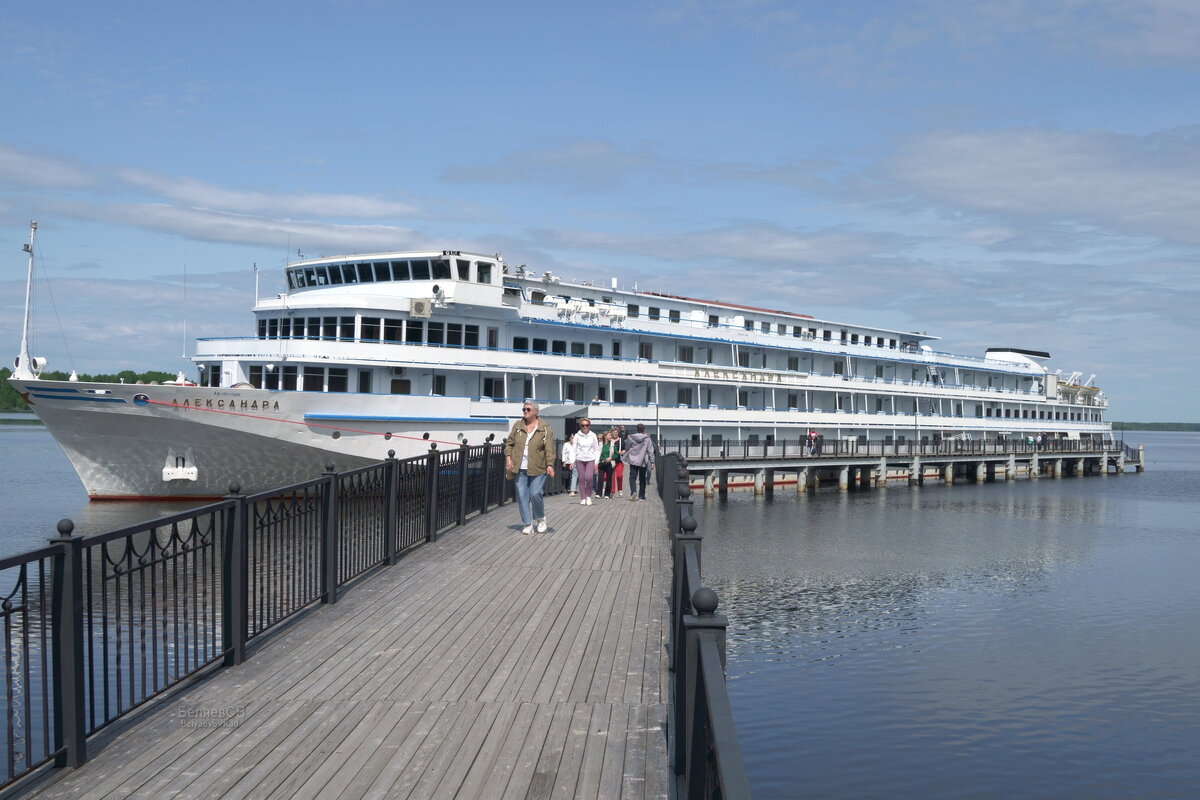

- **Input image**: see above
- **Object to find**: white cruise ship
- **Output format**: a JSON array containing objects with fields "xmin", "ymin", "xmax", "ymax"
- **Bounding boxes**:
[{"xmin": 10, "ymin": 241, "xmax": 1112, "ymax": 498}]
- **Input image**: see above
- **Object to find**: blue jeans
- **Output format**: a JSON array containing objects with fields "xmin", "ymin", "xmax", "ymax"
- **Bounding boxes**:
[{"xmin": 514, "ymin": 470, "xmax": 546, "ymax": 525}]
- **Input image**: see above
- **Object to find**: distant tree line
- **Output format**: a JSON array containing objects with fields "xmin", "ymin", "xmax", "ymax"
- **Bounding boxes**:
[
  {"xmin": 0, "ymin": 367, "xmax": 178, "ymax": 411},
  {"xmin": 1112, "ymin": 421, "xmax": 1200, "ymax": 432}
]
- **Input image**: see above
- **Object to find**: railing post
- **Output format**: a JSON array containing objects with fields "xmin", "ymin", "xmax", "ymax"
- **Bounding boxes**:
[
  {"xmin": 457, "ymin": 440, "xmax": 470, "ymax": 526},
  {"xmin": 384, "ymin": 452, "xmax": 399, "ymax": 566},
  {"xmin": 222, "ymin": 484, "xmax": 248, "ymax": 666},
  {"xmin": 480, "ymin": 437, "xmax": 494, "ymax": 514},
  {"xmin": 321, "ymin": 463, "xmax": 339, "ymax": 604},
  {"xmin": 672, "ymin": 515, "xmax": 701, "ymax": 672},
  {"xmin": 49, "ymin": 518, "xmax": 86, "ymax": 768},
  {"xmin": 681, "ymin": 588, "xmax": 726, "ymax": 788},
  {"xmin": 426, "ymin": 445, "xmax": 439, "ymax": 542}
]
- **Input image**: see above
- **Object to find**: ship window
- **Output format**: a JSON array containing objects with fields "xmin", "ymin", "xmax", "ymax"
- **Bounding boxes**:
[
  {"xmin": 312, "ymin": 267, "xmax": 328, "ymax": 285},
  {"xmin": 788, "ymin": 356, "xmax": 800, "ymax": 371},
  {"xmin": 875, "ymin": 364, "xmax": 884, "ymax": 378},
  {"xmin": 532, "ymin": 338, "xmax": 548, "ymax": 353},
  {"xmin": 431, "ymin": 259, "xmax": 451, "ymax": 279},
  {"xmin": 340, "ymin": 317, "xmax": 354, "ymax": 339},
  {"xmin": 358, "ymin": 370, "xmax": 372, "ymax": 393},
  {"xmin": 427, "ymin": 322, "xmax": 445, "ymax": 345},
  {"xmin": 761, "ymin": 322, "xmax": 770, "ymax": 333},
  {"xmin": 391, "ymin": 378, "xmax": 411, "ymax": 395},
  {"xmin": 258, "ymin": 319, "xmax": 267, "ymax": 339},
  {"xmin": 268, "ymin": 318, "xmax": 279, "ymax": 338},
  {"xmin": 614, "ymin": 389, "xmax": 627, "ymax": 403},
  {"xmin": 513, "ymin": 337, "xmax": 529, "ymax": 352},
  {"xmin": 677, "ymin": 387, "xmax": 693, "ymax": 406},
  {"xmin": 628, "ymin": 304, "xmax": 640, "ymax": 318},
  {"xmin": 328, "ymin": 266, "xmax": 344, "ymax": 285},
  {"xmin": 565, "ymin": 381, "xmax": 583, "ymax": 401},
  {"xmin": 249, "ymin": 365, "xmax": 263, "ymax": 389},
  {"xmin": 669, "ymin": 309, "xmax": 680, "ymax": 323},
  {"xmin": 342, "ymin": 265, "xmax": 358, "ymax": 283},
  {"xmin": 373, "ymin": 262, "xmax": 392, "ymax": 282},
  {"xmin": 584, "ymin": 343, "xmax": 600, "ymax": 358},
  {"xmin": 278, "ymin": 318, "xmax": 290, "ymax": 338},
  {"xmin": 288, "ymin": 271, "xmax": 301, "ymax": 289},
  {"xmin": 303, "ymin": 366, "xmax": 324, "ymax": 392},
  {"xmin": 383, "ymin": 318, "xmax": 402, "ymax": 342},
  {"xmin": 477, "ymin": 262, "xmax": 493, "ymax": 283},
  {"xmin": 277, "ymin": 366, "xmax": 295, "ymax": 390},
  {"xmin": 323, "ymin": 317, "xmax": 337, "ymax": 340},
  {"xmin": 483, "ymin": 377, "xmax": 504, "ymax": 400},
  {"xmin": 709, "ymin": 314, "xmax": 719, "ymax": 328},
  {"xmin": 456, "ymin": 259, "xmax": 470, "ymax": 280},
  {"xmin": 432, "ymin": 375, "xmax": 446, "ymax": 395},
  {"xmin": 648, "ymin": 307, "xmax": 661, "ymax": 320},
  {"xmin": 737, "ymin": 352, "xmax": 749, "ymax": 368},
  {"xmin": 464, "ymin": 325, "xmax": 479, "ymax": 347},
  {"xmin": 571, "ymin": 342, "xmax": 585, "ymax": 355},
  {"xmin": 793, "ymin": 326, "xmax": 802, "ymax": 337},
  {"xmin": 406, "ymin": 321, "xmax": 424, "ymax": 344},
  {"xmin": 328, "ymin": 368, "xmax": 349, "ymax": 393},
  {"xmin": 552, "ymin": 340, "xmax": 567, "ymax": 354},
  {"xmin": 637, "ymin": 342, "xmax": 651, "ymax": 360},
  {"xmin": 833, "ymin": 360, "xmax": 844, "ymax": 375},
  {"xmin": 304, "ymin": 317, "xmax": 318, "ymax": 340},
  {"xmin": 823, "ymin": 330, "xmax": 832, "ymax": 341},
  {"xmin": 597, "ymin": 387, "xmax": 607, "ymax": 401},
  {"xmin": 678, "ymin": 345, "xmax": 694, "ymax": 363},
  {"xmin": 361, "ymin": 317, "xmax": 381, "ymax": 341},
  {"xmin": 851, "ymin": 333, "xmax": 859, "ymax": 344},
  {"xmin": 447, "ymin": 323, "xmax": 463, "ymax": 347},
  {"xmin": 744, "ymin": 320, "xmax": 753, "ymax": 330},
  {"xmin": 410, "ymin": 260, "xmax": 431, "ymax": 280},
  {"xmin": 531, "ymin": 290, "xmax": 546, "ymax": 304},
  {"xmin": 392, "ymin": 261, "xmax": 411, "ymax": 280},
  {"xmin": 356, "ymin": 263, "xmax": 374, "ymax": 283}
]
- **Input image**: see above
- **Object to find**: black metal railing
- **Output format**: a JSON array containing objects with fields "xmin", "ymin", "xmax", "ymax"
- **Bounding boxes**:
[
  {"xmin": 0, "ymin": 440, "xmax": 559, "ymax": 790},
  {"xmin": 658, "ymin": 453, "xmax": 751, "ymax": 799},
  {"xmin": 661, "ymin": 436, "xmax": 1126, "ymax": 461}
]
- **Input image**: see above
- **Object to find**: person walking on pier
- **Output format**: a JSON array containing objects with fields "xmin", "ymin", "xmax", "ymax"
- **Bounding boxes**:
[
  {"xmin": 599, "ymin": 430, "xmax": 621, "ymax": 498},
  {"xmin": 504, "ymin": 400, "xmax": 556, "ymax": 534},
  {"xmin": 562, "ymin": 433, "xmax": 577, "ymax": 495},
  {"xmin": 624, "ymin": 423, "xmax": 656, "ymax": 501},
  {"xmin": 573, "ymin": 418, "xmax": 600, "ymax": 505}
]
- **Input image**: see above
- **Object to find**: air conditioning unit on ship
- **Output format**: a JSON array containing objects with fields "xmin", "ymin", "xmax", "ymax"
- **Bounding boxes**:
[{"xmin": 410, "ymin": 298, "xmax": 433, "ymax": 318}]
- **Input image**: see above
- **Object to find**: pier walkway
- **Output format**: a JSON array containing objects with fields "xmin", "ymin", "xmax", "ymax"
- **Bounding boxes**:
[{"xmin": 17, "ymin": 494, "xmax": 671, "ymax": 800}]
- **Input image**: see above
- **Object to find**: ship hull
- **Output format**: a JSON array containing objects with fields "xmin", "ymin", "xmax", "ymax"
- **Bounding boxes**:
[{"xmin": 11, "ymin": 379, "xmax": 513, "ymax": 499}]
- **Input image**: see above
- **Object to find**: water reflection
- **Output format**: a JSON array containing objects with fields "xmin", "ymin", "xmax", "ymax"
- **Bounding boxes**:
[{"xmin": 698, "ymin": 444, "xmax": 1200, "ymax": 799}]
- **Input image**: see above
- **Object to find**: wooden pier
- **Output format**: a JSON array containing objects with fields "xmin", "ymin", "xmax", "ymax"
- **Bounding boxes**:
[{"xmin": 16, "ymin": 495, "xmax": 671, "ymax": 800}]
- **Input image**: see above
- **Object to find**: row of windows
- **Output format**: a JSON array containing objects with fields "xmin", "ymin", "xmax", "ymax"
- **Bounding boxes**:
[
  {"xmin": 257, "ymin": 316, "xmax": 480, "ymax": 348},
  {"xmin": 287, "ymin": 258, "xmax": 494, "ymax": 290}
]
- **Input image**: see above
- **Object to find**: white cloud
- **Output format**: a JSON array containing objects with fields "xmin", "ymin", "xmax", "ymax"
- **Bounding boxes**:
[
  {"xmin": 114, "ymin": 169, "xmax": 420, "ymax": 218},
  {"xmin": 0, "ymin": 143, "xmax": 97, "ymax": 190},
  {"xmin": 884, "ymin": 126, "xmax": 1200, "ymax": 246}
]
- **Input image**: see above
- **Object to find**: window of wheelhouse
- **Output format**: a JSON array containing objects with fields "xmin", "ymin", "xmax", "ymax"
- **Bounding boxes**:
[
  {"xmin": 373, "ymin": 262, "xmax": 392, "ymax": 281},
  {"xmin": 356, "ymin": 263, "xmax": 375, "ymax": 283},
  {"xmin": 410, "ymin": 260, "xmax": 431, "ymax": 280},
  {"xmin": 456, "ymin": 259, "xmax": 470, "ymax": 280},
  {"xmin": 328, "ymin": 265, "xmax": 344, "ymax": 285},
  {"xmin": 432, "ymin": 259, "xmax": 451, "ymax": 279},
  {"xmin": 392, "ymin": 261, "xmax": 411, "ymax": 280},
  {"xmin": 476, "ymin": 262, "xmax": 493, "ymax": 283}
]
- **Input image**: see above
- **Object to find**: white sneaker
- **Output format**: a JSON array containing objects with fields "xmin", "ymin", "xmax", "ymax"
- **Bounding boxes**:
[
  {"xmin": 537, "ymin": 519, "xmax": 547, "ymax": 533},
  {"xmin": 521, "ymin": 525, "xmax": 534, "ymax": 535},
  {"xmin": 586, "ymin": 497, "xmax": 593, "ymax": 505},
  {"xmin": 580, "ymin": 498, "xmax": 587, "ymax": 505}
]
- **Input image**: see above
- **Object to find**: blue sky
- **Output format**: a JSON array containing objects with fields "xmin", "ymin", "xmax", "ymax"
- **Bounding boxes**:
[{"xmin": 2, "ymin": 0, "xmax": 1197, "ymax": 421}]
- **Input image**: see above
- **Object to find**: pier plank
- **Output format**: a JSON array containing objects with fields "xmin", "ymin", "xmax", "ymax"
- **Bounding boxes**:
[{"xmin": 19, "ymin": 494, "xmax": 672, "ymax": 800}]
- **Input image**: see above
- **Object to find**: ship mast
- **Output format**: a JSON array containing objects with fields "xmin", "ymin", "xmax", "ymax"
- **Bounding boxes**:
[{"xmin": 12, "ymin": 221, "xmax": 42, "ymax": 379}]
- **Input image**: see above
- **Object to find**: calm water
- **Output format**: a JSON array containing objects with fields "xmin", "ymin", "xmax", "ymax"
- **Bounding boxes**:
[{"xmin": 700, "ymin": 430, "xmax": 1199, "ymax": 799}]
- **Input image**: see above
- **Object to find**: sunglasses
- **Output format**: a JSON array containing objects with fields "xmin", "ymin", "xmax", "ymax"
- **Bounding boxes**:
[{"xmin": 522, "ymin": 407, "xmax": 533, "ymax": 411}]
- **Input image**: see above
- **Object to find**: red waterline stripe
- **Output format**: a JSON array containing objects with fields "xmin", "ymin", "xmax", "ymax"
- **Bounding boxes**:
[{"xmin": 144, "ymin": 398, "xmax": 464, "ymax": 446}]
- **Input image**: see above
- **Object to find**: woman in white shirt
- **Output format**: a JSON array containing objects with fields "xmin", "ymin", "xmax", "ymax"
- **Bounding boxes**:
[
  {"xmin": 571, "ymin": 418, "xmax": 600, "ymax": 506},
  {"xmin": 561, "ymin": 434, "xmax": 577, "ymax": 495}
]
